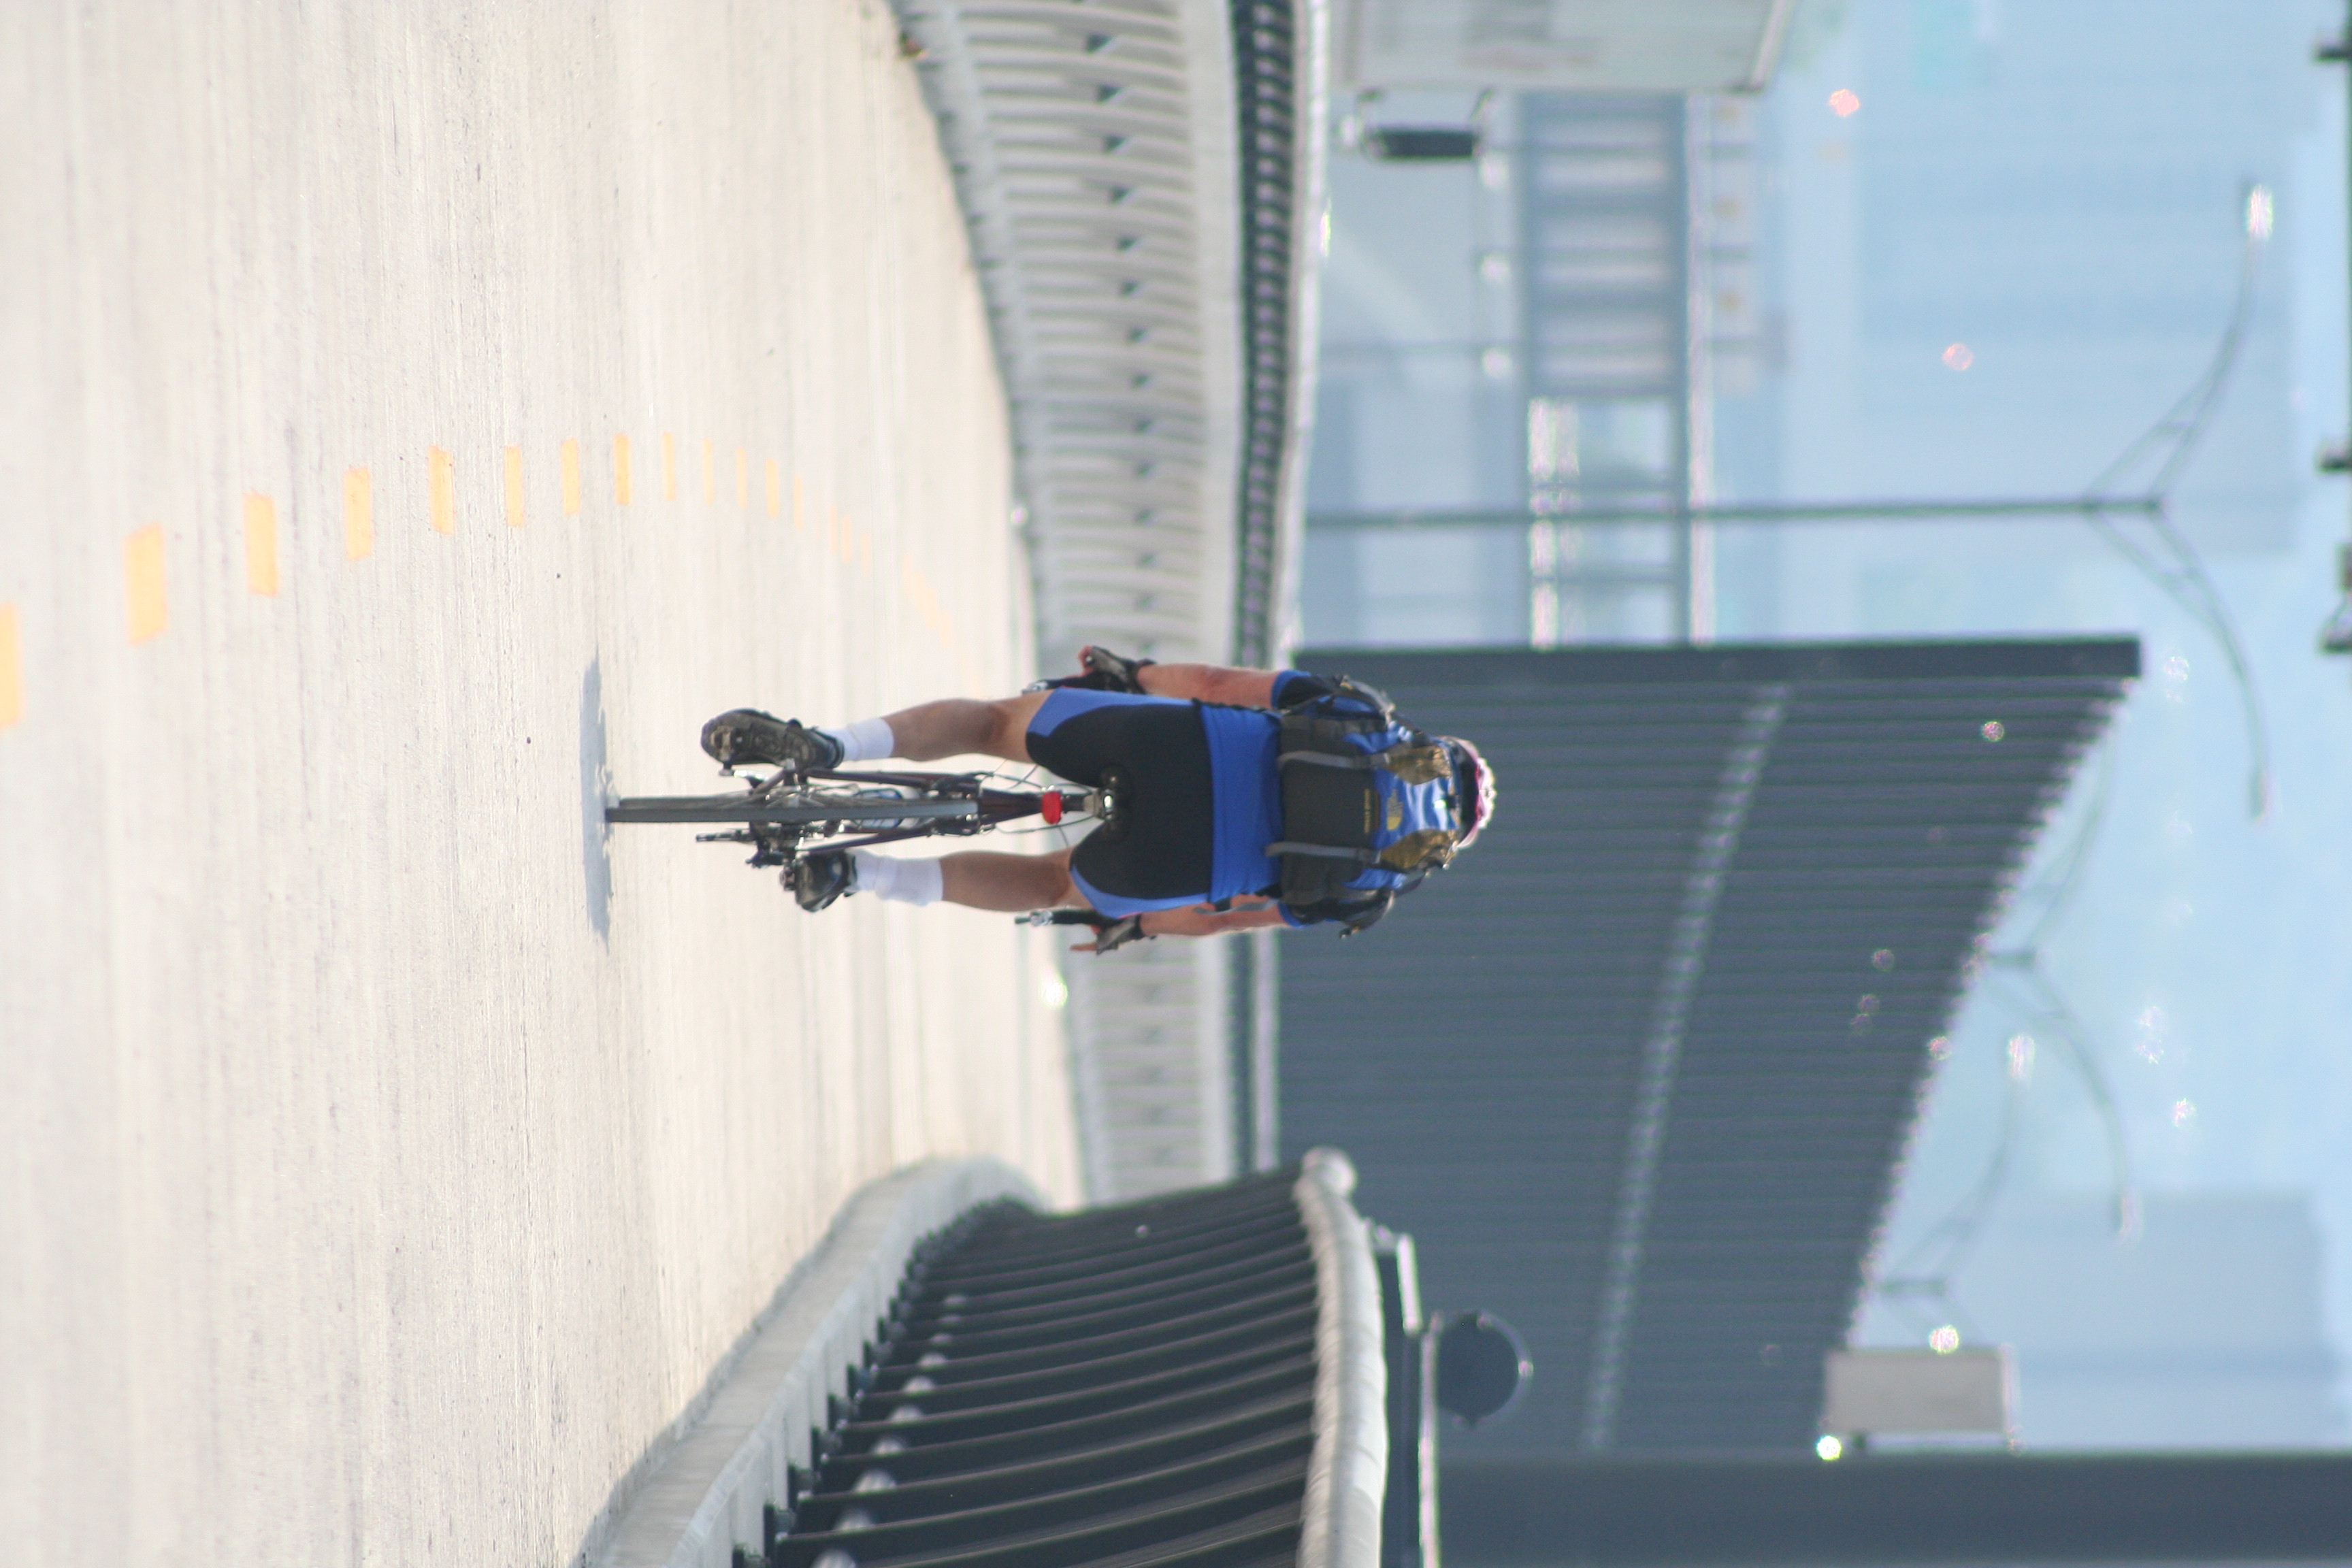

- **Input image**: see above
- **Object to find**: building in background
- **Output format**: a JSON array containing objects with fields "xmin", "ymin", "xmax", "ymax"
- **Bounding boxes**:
[
  {"xmin": 1333, "ymin": 0, "xmax": 1796, "ymax": 95},
  {"xmin": 1272, "ymin": 640, "xmax": 2133, "ymax": 1453},
  {"xmin": 1299, "ymin": 0, "xmax": 1797, "ymax": 650},
  {"xmin": 1303, "ymin": 84, "xmax": 1763, "ymax": 644},
  {"xmin": 1294, "ymin": 0, "xmax": 2352, "ymax": 1447},
  {"xmin": 1714, "ymin": 0, "xmax": 2328, "ymax": 638},
  {"xmin": 1305, "ymin": 0, "xmax": 2325, "ymax": 642},
  {"xmin": 1747, "ymin": 0, "xmax": 2352, "ymax": 1444}
]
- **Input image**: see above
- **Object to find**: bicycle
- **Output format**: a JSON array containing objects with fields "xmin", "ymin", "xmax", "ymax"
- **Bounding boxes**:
[{"xmin": 604, "ymin": 762, "xmax": 1129, "ymax": 937}]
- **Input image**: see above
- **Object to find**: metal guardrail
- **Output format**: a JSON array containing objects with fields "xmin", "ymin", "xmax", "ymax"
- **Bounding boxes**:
[
  {"xmin": 755, "ymin": 1160, "xmax": 1390, "ymax": 1568},
  {"xmin": 1229, "ymin": 0, "xmax": 1327, "ymax": 668},
  {"xmin": 892, "ymin": 0, "xmax": 1246, "ymax": 672},
  {"xmin": 892, "ymin": 0, "xmax": 1326, "ymax": 1203},
  {"xmin": 598, "ymin": 1154, "xmax": 1435, "ymax": 1568},
  {"xmin": 587, "ymin": 1160, "xmax": 1047, "ymax": 1568}
]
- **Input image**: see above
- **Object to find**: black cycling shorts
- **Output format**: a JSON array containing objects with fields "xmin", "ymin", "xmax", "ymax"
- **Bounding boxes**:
[{"xmin": 1024, "ymin": 691, "xmax": 1214, "ymax": 906}]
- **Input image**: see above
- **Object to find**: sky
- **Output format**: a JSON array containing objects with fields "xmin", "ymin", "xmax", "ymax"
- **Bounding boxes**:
[
  {"xmin": 1304, "ymin": 0, "xmax": 2352, "ymax": 1445},
  {"xmin": 1737, "ymin": 0, "xmax": 2352, "ymax": 1445}
]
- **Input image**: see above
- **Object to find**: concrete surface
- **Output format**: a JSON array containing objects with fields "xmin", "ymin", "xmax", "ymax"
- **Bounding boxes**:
[{"xmin": 0, "ymin": 4, "xmax": 1079, "ymax": 1565}]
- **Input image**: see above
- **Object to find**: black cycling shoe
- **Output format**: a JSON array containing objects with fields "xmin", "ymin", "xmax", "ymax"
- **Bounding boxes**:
[
  {"xmin": 700, "ymin": 709, "xmax": 845, "ymax": 772},
  {"xmin": 786, "ymin": 850, "xmax": 855, "ymax": 912}
]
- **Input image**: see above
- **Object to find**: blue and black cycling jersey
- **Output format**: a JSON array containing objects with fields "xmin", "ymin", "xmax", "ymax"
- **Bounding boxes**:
[{"xmin": 1024, "ymin": 672, "xmax": 1359, "ymax": 921}]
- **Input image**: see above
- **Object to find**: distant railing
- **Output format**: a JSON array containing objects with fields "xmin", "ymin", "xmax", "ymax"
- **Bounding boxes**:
[
  {"xmin": 894, "ymin": 0, "xmax": 1325, "ymax": 1200},
  {"xmin": 892, "ymin": 0, "xmax": 1245, "ymax": 672},
  {"xmin": 1229, "ymin": 0, "xmax": 1327, "ymax": 667}
]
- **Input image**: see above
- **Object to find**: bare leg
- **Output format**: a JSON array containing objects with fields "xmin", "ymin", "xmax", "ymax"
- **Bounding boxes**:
[
  {"xmin": 938, "ymin": 849, "xmax": 1085, "ymax": 912},
  {"xmin": 878, "ymin": 691, "xmax": 1051, "ymax": 762}
]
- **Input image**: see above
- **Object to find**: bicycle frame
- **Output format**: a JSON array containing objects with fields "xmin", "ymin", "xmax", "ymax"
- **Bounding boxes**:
[{"xmin": 606, "ymin": 768, "xmax": 1113, "ymax": 865}]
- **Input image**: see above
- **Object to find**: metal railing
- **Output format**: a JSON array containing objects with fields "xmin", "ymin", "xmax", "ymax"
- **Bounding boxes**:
[
  {"xmin": 1229, "ymin": 0, "xmax": 1327, "ymax": 668},
  {"xmin": 894, "ymin": 0, "xmax": 1326, "ymax": 1202},
  {"xmin": 586, "ymin": 1160, "xmax": 1047, "ymax": 1568},
  {"xmin": 757, "ymin": 1161, "xmax": 1389, "ymax": 1568},
  {"xmin": 892, "ymin": 0, "xmax": 1246, "ymax": 673},
  {"xmin": 1293, "ymin": 1149, "xmax": 1388, "ymax": 1568}
]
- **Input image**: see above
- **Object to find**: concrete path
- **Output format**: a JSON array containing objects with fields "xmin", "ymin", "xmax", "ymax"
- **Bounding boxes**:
[{"xmin": 0, "ymin": 5, "xmax": 1078, "ymax": 1564}]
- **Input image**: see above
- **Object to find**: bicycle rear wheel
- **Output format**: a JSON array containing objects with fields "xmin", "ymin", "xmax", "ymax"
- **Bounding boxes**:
[{"xmin": 606, "ymin": 784, "xmax": 980, "ymax": 828}]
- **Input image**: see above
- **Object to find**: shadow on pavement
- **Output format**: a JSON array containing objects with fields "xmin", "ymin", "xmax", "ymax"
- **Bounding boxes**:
[{"xmin": 581, "ymin": 655, "xmax": 612, "ymax": 942}]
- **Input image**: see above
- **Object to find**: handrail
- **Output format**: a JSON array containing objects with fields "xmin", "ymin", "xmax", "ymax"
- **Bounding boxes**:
[
  {"xmin": 1230, "ymin": 0, "xmax": 1328, "ymax": 666},
  {"xmin": 586, "ymin": 1160, "xmax": 1045, "ymax": 1568},
  {"xmin": 1294, "ymin": 1147, "xmax": 1389, "ymax": 1568}
]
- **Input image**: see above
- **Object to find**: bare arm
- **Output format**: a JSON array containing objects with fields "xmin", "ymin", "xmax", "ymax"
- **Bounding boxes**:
[
  {"xmin": 1067, "ymin": 897, "xmax": 1290, "ymax": 951},
  {"xmin": 1134, "ymin": 662, "xmax": 1282, "ymax": 708},
  {"xmin": 1139, "ymin": 899, "xmax": 1290, "ymax": 938}
]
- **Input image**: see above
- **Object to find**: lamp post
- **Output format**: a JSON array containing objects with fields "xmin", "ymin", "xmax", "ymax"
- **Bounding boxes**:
[{"xmin": 2318, "ymin": 5, "xmax": 2352, "ymax": 652}]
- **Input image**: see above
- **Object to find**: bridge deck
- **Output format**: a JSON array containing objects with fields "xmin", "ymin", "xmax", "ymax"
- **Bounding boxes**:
[{"xmin": 0, "ymin": 5, "xmax": 1077, "ymax": 1563}]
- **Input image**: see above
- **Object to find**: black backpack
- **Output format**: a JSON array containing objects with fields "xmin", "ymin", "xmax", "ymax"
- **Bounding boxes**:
[{"xmin": 1263, "ymin": 678, "xmax": 1465, "ymax": 936}]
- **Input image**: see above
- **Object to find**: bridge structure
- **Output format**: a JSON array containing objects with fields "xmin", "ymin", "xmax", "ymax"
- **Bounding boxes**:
[
  {"xmin": 0, "ymin": 7, "xmax": 1083, "ymax": 1565},
  {"xmin": 892, "ymin": 0, "xmax": 1328, "ymax": 1200},
  {"xmin": 1, "ymin": 0, "xmax": 1334, "ymax": 1561}
]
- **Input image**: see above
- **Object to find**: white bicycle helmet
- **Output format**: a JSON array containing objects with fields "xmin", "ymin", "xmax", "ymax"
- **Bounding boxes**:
[{"xmin": 1442, "ymin": 736, "xmax": 1498, "ymax": 850}]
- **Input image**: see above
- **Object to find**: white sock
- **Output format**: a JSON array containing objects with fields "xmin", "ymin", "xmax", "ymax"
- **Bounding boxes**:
[
  {"xmin": 821, "ymin": 716, "xmax": 896, "ymax": 764},
  {"xmin": 849, "ymin": 851, "xmax": 943, "ymax": 906}
]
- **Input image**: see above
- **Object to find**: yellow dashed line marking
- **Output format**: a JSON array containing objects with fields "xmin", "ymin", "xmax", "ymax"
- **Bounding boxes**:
[
  {"xmin": 244, "ymin": 494, "xmax": 280, "ymax": 595},
  {"xmin": 126, "ymin": 525, "xmax": 167, "ymax": 643},
  {"xmin": 72, "ymin": 421, "xmax": 959, "ymax": 700},
  {"xmin": 900, "ymin": 554, "xmax": 952, "ymax": 648},
  {"xmin": 428, "ymin": 447, "xmax": 456, "ymax": 535},
  {"xmin": 504, "ymin": 446, "xmax": 527, "ymax": 529},
  {"xmin": 0, "ymin": 604, "xmax": 20, "ymax": 730},
  {"xmin": 344, "ymin": 468, "xmax": 374, "ymax": 559}
]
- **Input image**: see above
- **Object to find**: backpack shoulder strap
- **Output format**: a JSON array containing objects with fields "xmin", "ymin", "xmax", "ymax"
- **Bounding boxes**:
[
  {"xmin": 1279, "ymin": 887, "xmax": 1397, "ymax": 936},
  {"xmin": 1277, "ymin": 673, "xmax": 1396, "ymax": 721}
]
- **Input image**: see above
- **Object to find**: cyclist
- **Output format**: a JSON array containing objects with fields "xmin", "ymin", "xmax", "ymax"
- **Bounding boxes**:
[{"xmin": 699, "ymin": 647, "xmax": 1497, "ymax": 949}]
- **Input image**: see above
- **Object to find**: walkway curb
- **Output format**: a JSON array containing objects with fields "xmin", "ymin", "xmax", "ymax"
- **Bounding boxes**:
[{"xmin": 589, "ymin": 1158, "xmax": 1047, "ymax": 1568}]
